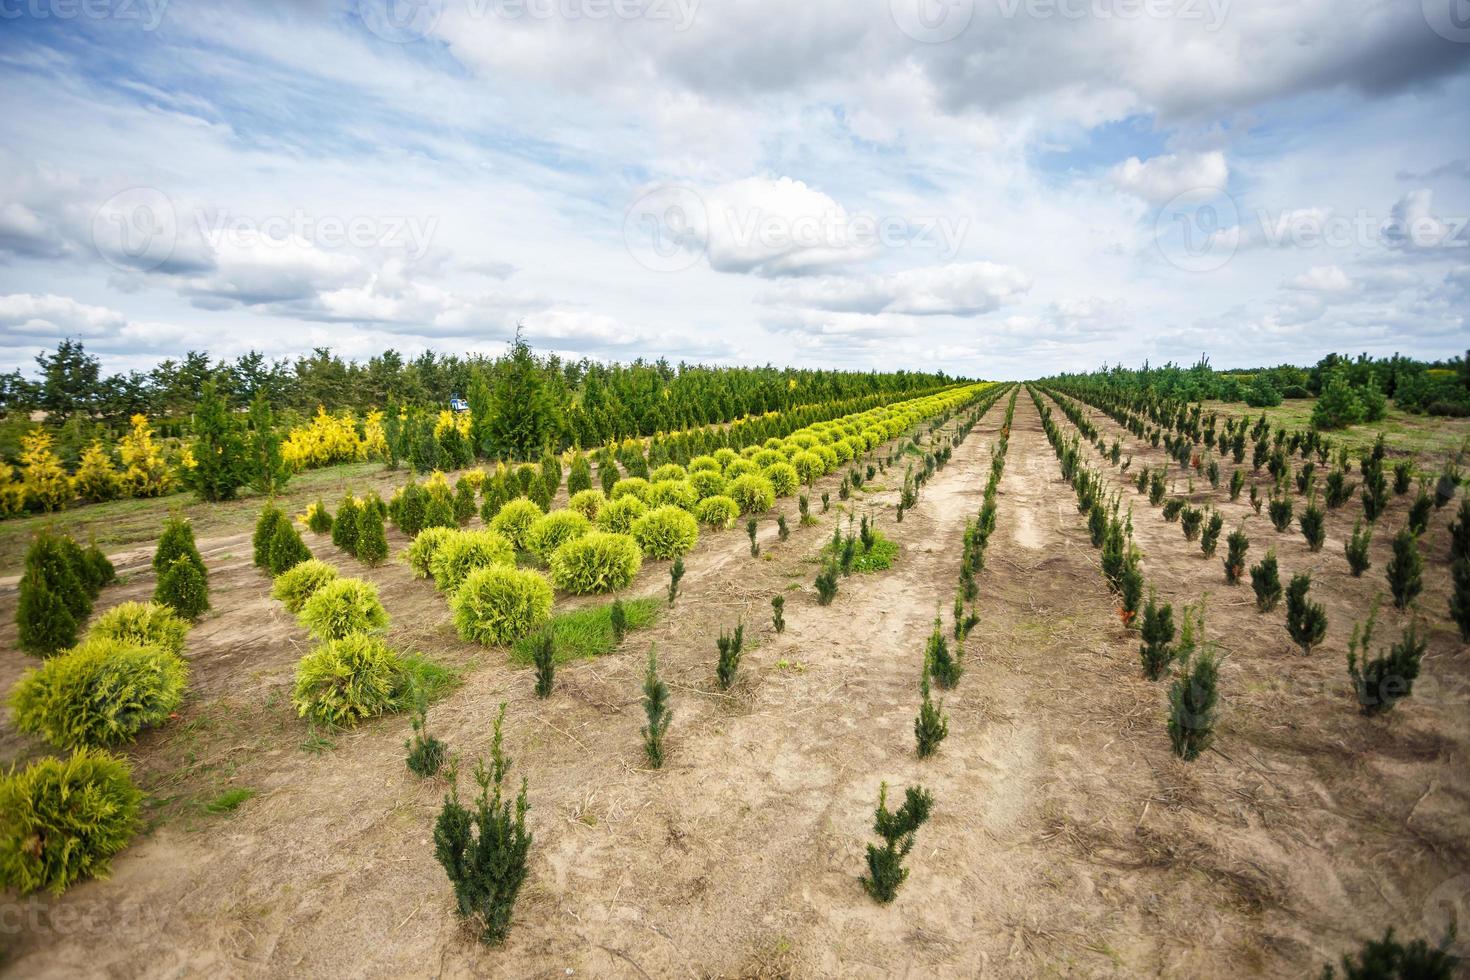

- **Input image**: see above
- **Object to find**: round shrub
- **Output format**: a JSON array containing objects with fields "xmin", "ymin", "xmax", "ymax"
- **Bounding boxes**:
[
  {"xmin": 650, "ymin": 463, "xmax": 687, "ymax": 483},
  {"xmin": 688, "ymin": 469, "xmax": 726, "ymax": 500},
  {"xmin": 298, "ymin": 578, "xmax": 389, "ymax": 640},
  {"xmin": 404, "ymin": 526, "xmax": 457, "ymax": 579},
  {"xmin": 88, "ymin": 601, "xmax": 190, "ymax": 656},
  {"xmin": 632, "ymin": 505, "xmax": 700, "ymax": 559},
  {"xmin": 596, "ymin": 494, "xmax": 648, "ymax": 534},
  {"xmin": 688, "ymin": 455, "xmax": 721, "ymax": 474},
  {"xmin": 723, "ymin": 458, "xmax": 760, "ymax": 479},
  {"xmin": 526, "ymin": 510, "xmax": 592, "ymax": 564},
  {"xmin": 549, "ymin": 531, "xmax": 643, "ymax": 594},
  {"xmin": 568, "ymin": 488, "xmax": 606, "ymax": 521},
  {"xmin": 488, "ymin": 498, "xmax": 543, "ymax": 550},
  {"xmin": 762, "ymin": 462, "xmax": 800, "ymax": 497},
  {"xmin": 753, "ymin": 449, "xmax": 786, "ymax": 469},
  {"xmin": 693, "ymin": 495, "xmax": 741, "ymax": 529},
  {"xmin": 790, "ymin": 450, "xmax": 825, "ymax": 485},
  {"xmin": 0, "ymin": 748, "xmax": 141, "ymax": 895},
  {"xmin": 815, "ymin": 444, "xmax": 839, "ymax": 470},
  {"xmin": 429, "ymin": 530, "xmax": 516, "ymax": 593},
  {"xmin": 647, "ymin": 479, "xmax": 697, "ymax": 510},
  {"xmin": 611, "ymin": 477, "xmax": 651, "ymax": 502},
  {"xmin": 292, "ymin": 634, "xmax": 404, "ymax": 728},
  {"xmin": 726, "ymin": 474, "xmax": 776, "ymax": 514},
  {"xmin": 10, "ymin": 638, "xmax": 188, "ymax": 749},
  {"xmin": 270, "ymin": 560, "xmax": 340, "ymax": 614},
  {"xmin": 450, "ymin": 565, "xmax": 554, "ymax": 645},
  {"xmin": 712, "ymin": 448, "xmax": 739, "ymax": 469},
  {"xmin": 787, "ymin": 433, "xmax": 819, "ymax": 450}
]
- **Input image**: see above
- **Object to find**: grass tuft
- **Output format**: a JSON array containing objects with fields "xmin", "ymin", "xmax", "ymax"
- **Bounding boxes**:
[{"xmin": 509, "ymin": 597, "xmax": 659, "ymax": 666}]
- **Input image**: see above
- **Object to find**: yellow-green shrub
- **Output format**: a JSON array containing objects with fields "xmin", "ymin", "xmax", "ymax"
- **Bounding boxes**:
[
  {"xmin": 650, "ymin": 463, "xmax": 687, "ymax": 482},
  {"xmin": 549, "ymin": 531, "xmax": 643, "ymax": 594},
  {"xmin": 298, "ymin": 578, "xmax": 389, "ymax": 640},
  {"xmin": 451, "ymin": 565, "xmax": 555, "ymax": 645},
  {"xmin": 270, "ymin": 560, "xmax": 340, "ymax": 613},
  {"xmin": 488, "ymin": 498, "xmax": 543, "ymax": 550},
  {"xmin": 693, "ymin": 495, "xmax": 740, "ymax": 528},
  {"xmin": 596, "ymin": 494, "xmax": 648, "ymax": 534},
  {"xmin": 647, "ymin": 479, "xmax": 696, "ymax": 509},
  {"xmin": 726, "ymin": 474, "xmax": 776, "ymax": 513},
  {"xmin": 568, "ymin": 488, "xmax": 606, "ymax": 520},
  {"xmin": 688, "ymin": 455, "xmax": 721, "ymax": 473},
  {"xmin": 87, "ymin": 601, "xmax": 190, "ymax": 656},
  {"xmin": 688, "ymin": 469, "xmax": 726, "ymax": 500},
  {"xmin": 723, "ymin": 458, "xmax": 760, "ymax": 479},
  {"xmin": 404, "ymin": 526, "xmax": 457, "ymax": 578},
  {"xmin": 525, "ymin": 510, "xmax": 592, "ymax": 564},
  {"xmin": 0, "ymin": 749, "xmax": 142, "ymax": 895},
  {"xmin": 632, "ymin": 504, "xmax": 700, "ymax": 559},
  {"xmin": 10, "ymin": 638, "xmax": 188, "ymax": 749},
  {"xmin": 611, "ymin": 477, "xmax": 651, "ymax": 501},
  {"xmin": 291, "ymin": 634, "xmax": 403, "ymax": 728},
  {"xmin": 762, "ymin": 462, "xmax": 800, "ymax": 497},
  {"xmin": 429, "ymin": 529, "xmax": 516, "ymax": 593}
]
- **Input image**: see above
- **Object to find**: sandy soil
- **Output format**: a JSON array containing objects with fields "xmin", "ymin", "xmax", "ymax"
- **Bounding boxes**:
[{"xmin": 1, "ymin": 390, "xmax": 1467, "ymax": 978}]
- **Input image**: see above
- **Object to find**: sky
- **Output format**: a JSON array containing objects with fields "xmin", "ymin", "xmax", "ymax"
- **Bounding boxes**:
[{"xmin": 0, "ymin": 0, "xmax": 1467, "ymax": 382}]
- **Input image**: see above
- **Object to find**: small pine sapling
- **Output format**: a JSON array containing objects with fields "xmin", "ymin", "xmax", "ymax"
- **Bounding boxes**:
[
  {"xmin": 1168, "ymin": 647, "xmax": 1219, "ymax": 761},
  {"xmin": 926, "ymin": 617, "xmax": 962, "ymax": 689},
  {"xmin": 1385, "ymin": 526, "xmax": 1423, "ymax": 610},
  {"xmin": 821, "ymin": 492, "xmax": 830, "ymax": 512},
  {"xmin": 715, "ymin": 624, "xmax": 744, "ymax": 689},
  {"xmin": 1268, "ymin": 488, "xmax": 1294, "ymax": 532},
  {"xmin": 1320, "ymin": 928, "xmax": 1458, "ymax": 980},
  {"xmin": 777, "ymin": 514, "xmax": 789, "ymax": 541},
  {"xmin": 531, "ymin": 628, "xmax": 555, "ymax": 698},
  {"xmin": 1120, "ymin": 560, "xmax": 1144, "ymax": 628},
  {"xmin": 610, "ymin": 598, "xmax": 627, "ymax": 644},
  {"xmin": 1346, "ymin": 599, "xmax": 1425, "ymax": 716},
  {"xmin": 267, "ymin": 517, "xmax": 312, "ymax": 575},
  {"xmin": 1346, "ymin": 519, "xmax": 1372, "ymax": 576},
  {"xmin": 1251, "ymin": 550, "xmax": 1282, "ymax": 612},
  {"xmin": 859, "ymin": 783, "xmax": 933, "ymax": 904},
  {"xmin": 432, "ymin": 704, "xmax": 531, "ymax": 945},
  {"xmin": 641, "ymin": 647, "xmax": 671, "ymax": 768},
  {"xmin": 799, "ymin": 494, "xmax": 816, "ymax": 526},
  {"xmin": 1284, "ymin": 572, "xmax": 1327, "ymax": 655},
  {"xmin": 1299, "ymin": 494, "xmax": 1326, "ymax": 552},
  {"xmin": 1139, "ymin": 591, "xmax": 1177, "ymax": 681},
  {"xmin": 1407, "ymin": 482, "xmax": 1433, "ymax": 537},
  {"xmin": 1451, "ymin": 557, "xmax": 1470, "ymax": 642},
  {"xmin": 1200, "ymin": 510, "xmax": 1223, "ymax": 558},
  {"xmin": 307, "ymin": 500, "xmax": 334, "ymax": 534},
  {"xmin": 354, "ymin": 503, "xmax": 389, "ymax": 567},
  {"xmin": 1180, "ymin": 505, "xmax": 1203, "ymax": 542},
  {"xmin": 1450, "ymin": 495, "xmax": 1470, "ymax": 563},
  {"xmin": 405, "ymin": 690, "xmax": 446, "ymax": 777},
  {"xmin": 771, "ymin": 594, "xmax": 785, "ymax": 633},
  {"xmin": 815, "ymin": 562, "xmax": 839, "ymax": 605},
  {"xmin": 747, "ymin": 518, "xmax": 760, "ymax": 557},
  {"xmin": 253, "ymin": 506, "xmax": 287, "ymax": 567},
  {"xmin": 913, "ymin": 668, "xmax": 948, "ymax": 759},
  {"xmin": 667, "ymin": 556, "xmax": 685, "ymax": 607},
  {"xmin": 155, "ymin": 554, "xmax": 210, "ymax": 620},
  {"xmin": 1223, "ymin": 527, "xmax": 1248, "ymax": 584}
]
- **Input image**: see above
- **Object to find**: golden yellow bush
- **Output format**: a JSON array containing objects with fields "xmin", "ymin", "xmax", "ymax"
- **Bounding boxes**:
[
  {"xmin": 20, "ymin": 428, "xmax": 72, "ymax": 512},
  {"xmin": 72, "ymin": 441, "xmax": 122, "ymax": 502},
  {"xmin": 118, "ymin": 415, "xmax": 174, "ymax": 498}
]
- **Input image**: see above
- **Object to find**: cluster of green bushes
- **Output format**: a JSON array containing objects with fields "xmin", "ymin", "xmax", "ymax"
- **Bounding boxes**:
[{"xmin": 16, "ymin": 529, "xmax": 116, "ymax": 655}]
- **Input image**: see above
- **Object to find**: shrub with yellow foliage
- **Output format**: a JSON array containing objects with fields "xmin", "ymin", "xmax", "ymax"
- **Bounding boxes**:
[
  {"xmin": 118, "ymin": 415, "xmax": 174, "ymax": 498},
  {"xmin": 281, "ymin": 408, "xmax": 367, "ymax": 472},
  {"xmin": 20, "ymin": 429, "xmax": 72, "ymax": 512},
  {"xmin": 72, "ymin": 441, "xmax": 122, "ymax": 503}
]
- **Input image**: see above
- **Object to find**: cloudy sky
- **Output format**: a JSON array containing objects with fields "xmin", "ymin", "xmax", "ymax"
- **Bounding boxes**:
[{"xmin": 0, "ymin": 0, "xmax": 1467, "ymax": 381}]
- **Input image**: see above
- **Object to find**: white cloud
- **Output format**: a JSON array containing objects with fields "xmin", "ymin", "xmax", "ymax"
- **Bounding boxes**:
[
  {"xmin": 1110, "ymin": 150, "xmax": 1229, "ymax": 204},
  {"xmin": 761, "ymin": 262, "xmax": 1032, "ymax": 316}
]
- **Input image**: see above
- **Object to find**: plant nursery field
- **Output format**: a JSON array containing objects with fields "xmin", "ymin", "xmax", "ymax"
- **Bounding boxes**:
[{"xmin": 2, "ymin": 382, "xmax": 1469, "ymax": 979}]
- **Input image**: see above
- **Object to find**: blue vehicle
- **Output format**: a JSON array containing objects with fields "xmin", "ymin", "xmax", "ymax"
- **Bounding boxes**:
[{"xmin": 449, "ymin": 395, "xmax": 470, "ymax": 413}]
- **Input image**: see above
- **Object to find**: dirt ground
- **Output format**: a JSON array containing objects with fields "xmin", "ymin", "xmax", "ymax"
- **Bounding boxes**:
[{"xmin": 2, "ymin": 389, "xmax": 1468, "ymax": 978}]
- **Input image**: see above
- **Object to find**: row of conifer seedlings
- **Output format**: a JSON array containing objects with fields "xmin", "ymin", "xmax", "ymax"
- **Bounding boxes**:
[
  {"xmin": 1047, "ymin": 386, "xmax": 1463, "ymax": 718},
  {"xmin": 858, "ymin": 387, "xmax": 1019, "ymax": 906}
]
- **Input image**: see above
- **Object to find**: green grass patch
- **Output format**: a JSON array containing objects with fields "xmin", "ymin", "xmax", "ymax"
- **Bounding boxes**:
[
  {"xmin": 509, "ymin": 597, "xmax": 659, "ymax": 666},
  {"xmin": 822, "ymin": 530, "xmax": 899, "ymax": 573},
  {"xmin": 202, "ymin": 788, "xmax": 256, "ymax": 814},
  {"xmin": 400, "ymin": 653, "xmax": 462, "ymax": 702}
]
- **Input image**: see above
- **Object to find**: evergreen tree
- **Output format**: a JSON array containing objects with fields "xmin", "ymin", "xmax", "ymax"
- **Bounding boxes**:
[
  {"xmin": 1345, "ymin": 519, "xmax": 1373, "ymax": 576},
  {"xmin": 771, "ymin": 594, "xmax": 785, "ymax": 633},
  {"xmin": 355, "ymin": 502, "xmax": 389, "ymax": 567},
  {"xmin": 1450, "ymin": 495, "xmax": 1470, "ymax": 563},
  {"xmin": 267, "ymin": 518, "xmax": 313, "ymax": 575},
  {"xmin": 155, "ymin": 554, "xmax": 210, "ymax": 620},
  {"xmin": 1320, "ymin": 928, "xmax": 1458, "ymax": 979},
  {"xmin": 1139, "ymin": 591, "xmax": 1177, "ymax": 680},
  {"xmin": 715, "ymin": 623, "xmax": 744, "ymax": 689},
  {"xmin": 1386, "ymin": 526, "xmax": 1423, "ymax": 610},
  {"xmin": 246, "ymin": 390, "xmax": 290, "ymax": 496},
  {"xmin": 465, "ymin": 366, "xmax": 495, "ymax": 460},
  {"xmin": 610, "ymin": 598, "xmax": 628, "ymax": 643},
  {"xmin": 186, "ymin": 380, "xmax": 248, "ymax": 502},
  {"xmin": 667, "ymin": 556, "xmax": 684, "ymax": 606},
  {"xmin": 153, "ymin": 516, "xmax": 206, "ymax": 583},
  {"xmin": 530, "ymin": 628, "xmax": 555, "ymax": 698},
  {"xmin": 913, "ymin": 669, "xmax": 948, "ymax": 758},
  {"xmin": 859, "ymin": 783, "xmax": 933, "ymax": 904},
  {"xmin": 453, "ymin": 479, "xmax": 476, "ymax": 525},
  {"xmin": 1300, "ymin": 494, "xmax": 1326, "ymax": 551},
  {"xmin": 1451, "ymin": 557, "xmax": 1470, "ymax": 643},
  {"xmin": 1251, "ymin": 550, "xmax": 1282, "ymax": 612},
  {"xmin": 1168, "ymin": 648, "xmax": 1218, "ymax": 761},
  {"xmin": 1224, "ymin": 528, "xmax": 1248, "ymax": 584},
  {"xmin": 567, "ymin": 452, "xmax": 592, "ymax": 495},
  {"xmin": 641, "ymin": 647, "xmax": 671, "ymax": 768},
  {"xmin": 333, "ymin": 496, "xmax": 362, "ymax": 555},
  {"xmin": 253, "ymin": 506, "xmax": 287, "ymax": 569},
  {"xmin": 1347, "ymin": 600, "xmax": 1425, "ymax": 716},
  {"xmin": 404, "ymin": 693, "xmax": 446, "ymax": 777},
  {"xmin": 926, "ymin": 617, "xmax": 962, "ymax": 689},
  {"xmin": 1284, "ymin": 572, "xmax": 1327, "ymax": 655},
  {"xmin": 16, "ymin": 575, "xmax": 78, "ymax": 656},
  {"xmin": 432, "ymin": 704, "xmax": 531, "ymax": 946},
  {"xmin": 486, "ymin": 329, "xmax": 560, "ymax": 460}
]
